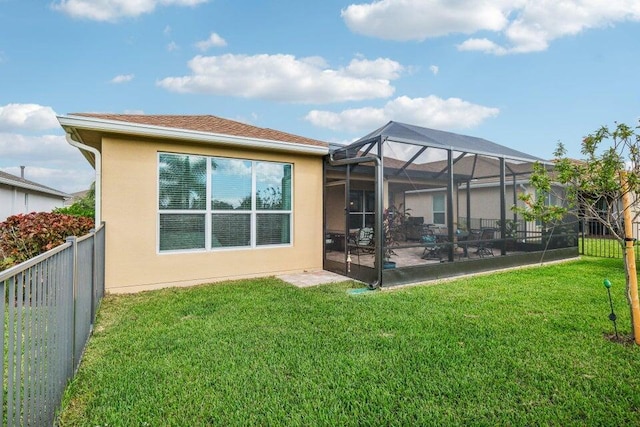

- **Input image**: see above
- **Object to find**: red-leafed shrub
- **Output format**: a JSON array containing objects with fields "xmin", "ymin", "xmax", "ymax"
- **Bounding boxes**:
[{"xmin": 0, "ymin": 212, "xmax": 95, "ymax": 270}]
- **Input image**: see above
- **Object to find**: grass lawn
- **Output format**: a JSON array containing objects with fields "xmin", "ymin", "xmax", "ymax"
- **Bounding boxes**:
[{"xmin": 59, "ymin": 258, "xmax": 640, "ymax": 426}]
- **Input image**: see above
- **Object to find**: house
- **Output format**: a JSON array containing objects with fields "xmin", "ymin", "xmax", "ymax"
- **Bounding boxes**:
[
  {"xmin": 58, "ymin": 115, "xmax": 577, "ymax": 292},
  {"xmin": 401, "ymin": 155, "xmax": 567, "ymax": 233},
  {"xmin": 0, "ymin": 169, "xmax": 70, "ymax": 221},
  {"xmin": 58, "ymin": 114, "xmax": 328, "ymax": 293}
]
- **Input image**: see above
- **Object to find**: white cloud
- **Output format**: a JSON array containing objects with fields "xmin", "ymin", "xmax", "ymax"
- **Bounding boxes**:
[
  {"xmin": 345, "ymin": 57, "xmax": 403, "ymax": 79},
  {"xmin": 304, "ymin": 95, "xmax": 499, "ymax": 133},
  {"xmin": 195, "ymin": 32, "xmax": 227, "ymax": 51},
  {"xmin": 342, "ymin": 0, "xmax": 510, "ymax": 41},
  {"xmin": 457, "ymin": 38, "xmax": 508, "ymax": 55},
  {"xmin": 0, "ymin": 133, "xmax": 95, "ymax": 193},
  {"xmin": 167, "ymin": 41, "xmax": 180, "ymax": 51},
  {"xmin": 0, "ymin": 103, "xmax": 59, "ymax": 132},
  {"xmin": 343, "ymin": 0, "xmax": 640, "ymax": 54},
  {"xmin": 163, "ymin": 25, "xmax": 172, "ymax": 36},
  {"xmin": 429, "ymin": 65, "xmax": 439, "ymax": 75},
  {"xmin": 110, "ymin": 74, "xmax": 135, "ymax": 84},
  {"xmin": 52, "ymin": 0, "xmax": 208, "ymax": 22},
  {"xmin": 157, "ymin": 54, "xmax": 402, "ymax": 103}
]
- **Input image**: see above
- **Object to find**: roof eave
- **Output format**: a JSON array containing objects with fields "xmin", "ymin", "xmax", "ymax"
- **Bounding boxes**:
[
  {"xmin": 57, "ymin": 115, "xmax": 329, "ymax": 156},
  {"xmin": 0, "ymin": 177, "xmax": 70, "ymax": 198}
]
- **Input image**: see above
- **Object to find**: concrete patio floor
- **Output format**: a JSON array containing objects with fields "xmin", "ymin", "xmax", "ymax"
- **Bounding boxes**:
[{"xmin": 277, "ymin": 270, "xmax": 354, "ymax": 288}]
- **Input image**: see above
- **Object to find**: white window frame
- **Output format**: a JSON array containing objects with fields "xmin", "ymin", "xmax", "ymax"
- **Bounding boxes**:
[
  {"xmin": 157, "ymin": 152, "xmax": 293, "ymax": 254},
  {"xmin": 432, "ymin": 194, "xmax": 446, "ymax": 225}
]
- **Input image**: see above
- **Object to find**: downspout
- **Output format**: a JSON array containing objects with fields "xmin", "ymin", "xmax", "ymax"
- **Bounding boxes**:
[
  {"xmin": 329, "ymin": 150, "xmax": 384, "ymax": 289},
  {"xmin": 65, "ymin": 133, "xmax": 102, "ymax": 226}
]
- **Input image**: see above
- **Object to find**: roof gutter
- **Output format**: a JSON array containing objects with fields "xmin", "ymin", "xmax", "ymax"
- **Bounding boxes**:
[
  {"xmin": 57, "ymin": 115, "xmax": 329, "ymax": 157},
  {"xmin": 329, "ymin": 150, "xmax": 384, "ymax": 290},
  {"xmin": 65, "ymin": 132, "xmax": 101, "ymax": 226}
]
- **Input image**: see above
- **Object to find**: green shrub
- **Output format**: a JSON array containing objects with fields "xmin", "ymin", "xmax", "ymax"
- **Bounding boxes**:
[
  {"xmin": 54, "ymin": 183, "xmax": 95, "ymax": 219},
  {"xmin": 0, "ymin": 212, "xmax": 94, "ymax": 269},
  {"xmin": 54, "ymin": 203, "xmax": 95, "ymax": 218}
]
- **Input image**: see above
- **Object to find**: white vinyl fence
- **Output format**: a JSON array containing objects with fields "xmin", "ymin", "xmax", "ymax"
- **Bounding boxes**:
[{"xmin": 0, "ymin": 224, "xmax": 105, "ymax": 426}]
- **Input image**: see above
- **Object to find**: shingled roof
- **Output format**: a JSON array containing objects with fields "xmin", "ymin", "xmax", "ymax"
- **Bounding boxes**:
[
  {"xmin": 69, "ymin": 113, "xmax": 328, "ymax": 149},
  {"xmin": 0, "ymin": 170, "xmax": 69, "ymax": 198}
]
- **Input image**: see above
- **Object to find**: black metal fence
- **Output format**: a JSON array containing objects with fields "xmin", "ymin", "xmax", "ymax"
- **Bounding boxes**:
[
  {"xmin": 0, "ymin": 224, "xmax": 105, "ymax": 426},
  {"xmin": 580, "ymin": 220, "xmax": 640, "ymax": 260}
]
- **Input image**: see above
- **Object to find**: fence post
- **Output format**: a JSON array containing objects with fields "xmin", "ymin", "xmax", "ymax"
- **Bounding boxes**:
[
  {"xmin": 0, "ymin": 279, "xmax": 4, "ymax": 424},
  {"xmin": 90, "ymin": 228, "xmax": 97, "ymax": 324},
  {"xmin": 66, "ymin": 236, "xmax": 78, "ymax": 374}
]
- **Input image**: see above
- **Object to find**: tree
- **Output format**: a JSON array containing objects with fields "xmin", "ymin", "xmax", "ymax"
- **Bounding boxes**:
[
  {"xmin": 517, "ymin": 121, "xmax": 640, "ymax": 343},
  {"xmin": 54, "ymin": 181, "xmax": 96, "ymax": 218}
]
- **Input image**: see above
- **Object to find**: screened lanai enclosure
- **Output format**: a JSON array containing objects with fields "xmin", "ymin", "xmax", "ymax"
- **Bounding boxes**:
[{"xmin": 323, "ymin": 122, "xmax": 578, "ymax": 288}]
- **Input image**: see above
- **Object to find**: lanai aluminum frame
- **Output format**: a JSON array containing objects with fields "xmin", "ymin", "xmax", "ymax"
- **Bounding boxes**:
[{"xmin": 324, "ymin": 121, "xmax": 578, "ymax": 288}]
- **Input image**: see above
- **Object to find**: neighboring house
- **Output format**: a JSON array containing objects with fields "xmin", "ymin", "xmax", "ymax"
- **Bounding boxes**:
[
  {"xmin": 58, "ymin": 114, "xmax": 329, "ymax": 293},
  {"xmin": 403, "ymin": 155, "xmax": 566, "ymax": 233},
  {"xmin": 0, "ymin": 170, "xmax": 70, "ymax": 222}
]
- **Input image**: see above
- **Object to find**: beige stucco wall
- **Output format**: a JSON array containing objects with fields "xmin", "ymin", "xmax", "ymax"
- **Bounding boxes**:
[
  {"xmin": 458, "ymin": 184, "xmax": 532, "ymax": 218},
  {"xmin": 101, "ymin": 136, "xmax": 324, "ymax": 293},
  {"xmin": 404, "ymin": 187, "xmax": 458, "ymax": 227},
  {"xmin": 458, "ymin": 186, "xmax": 506, "ymax": 221}
]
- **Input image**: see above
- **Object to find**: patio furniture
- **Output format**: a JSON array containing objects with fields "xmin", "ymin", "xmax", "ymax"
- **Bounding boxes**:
[
  {"xmin": 470, "ymin": 228, "xmax": 496, "ymax": 258},
  {"xmin": 349, "ymin": 227, "xmax": 374, "ymax": 254},
  {"xmin": 325, "ymin": 234, "xmax": 334, "ymax": 251},
  {"xmin": 421, "ymin": 227, "xmax": 442, "ymax": 260}
]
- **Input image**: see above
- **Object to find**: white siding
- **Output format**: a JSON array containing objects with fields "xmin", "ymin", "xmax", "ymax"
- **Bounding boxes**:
[{"xmin": 0, "ymin": 184, "xmax": 66, "ymax": 221}]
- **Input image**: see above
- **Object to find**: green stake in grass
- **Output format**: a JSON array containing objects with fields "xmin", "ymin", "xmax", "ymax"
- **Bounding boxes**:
[{"xmin": 604, "ymin": 278, "xmax": 619, "ymax": 339}]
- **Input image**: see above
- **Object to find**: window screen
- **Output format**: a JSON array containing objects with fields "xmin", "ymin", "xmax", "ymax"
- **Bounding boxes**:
[
  {"xmin": 212, "ymin": 214, "xmax": 251, "ymax": 247},
  {"xmin": 159, "ymin": 214, "xmax": 205, "ymax": 251}
]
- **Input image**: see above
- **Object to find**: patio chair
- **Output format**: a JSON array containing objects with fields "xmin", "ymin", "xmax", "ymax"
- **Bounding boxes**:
[
  {"xmin": 350, "ymin": 227, "xmax": 374, "ymax": 254},
  {"xmin": 473, "ymin": 228, "xmax": 496, "ymax": 258},
  {"xmin": 421, "ymin": 227, "xmax": 441, "ymax": 260}
]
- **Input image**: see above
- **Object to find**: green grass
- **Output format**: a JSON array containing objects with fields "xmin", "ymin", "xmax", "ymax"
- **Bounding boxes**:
[{"xmin": 59, "ymin": 258, "xmax": 640, "ymax": 426}]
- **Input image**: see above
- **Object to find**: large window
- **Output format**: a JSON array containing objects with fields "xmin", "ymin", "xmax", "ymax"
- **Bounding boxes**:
[{"xmin": 159, "ymin": 153, "xmax": 292, "ymax": 252}]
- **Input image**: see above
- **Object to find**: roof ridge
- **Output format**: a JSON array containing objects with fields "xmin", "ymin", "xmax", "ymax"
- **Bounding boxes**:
[{"xmin": 68, "ymin": 113, "xmax": 328, "ymax": 148}]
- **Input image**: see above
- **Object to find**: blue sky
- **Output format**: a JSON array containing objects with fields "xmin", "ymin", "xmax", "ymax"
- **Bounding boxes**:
[{"xmin": 1, "ymin": 0, "xmax": 639, "ymax": 193}]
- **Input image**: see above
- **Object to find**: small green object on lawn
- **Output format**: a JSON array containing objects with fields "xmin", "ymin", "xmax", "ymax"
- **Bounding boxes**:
[
  {"xmin": 347, "ymin": 287, "xmax": 376, "ymax": 295},
  {"xmin": 604, "ymin": 278, "xmax": 612, "ymax": 289}
]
